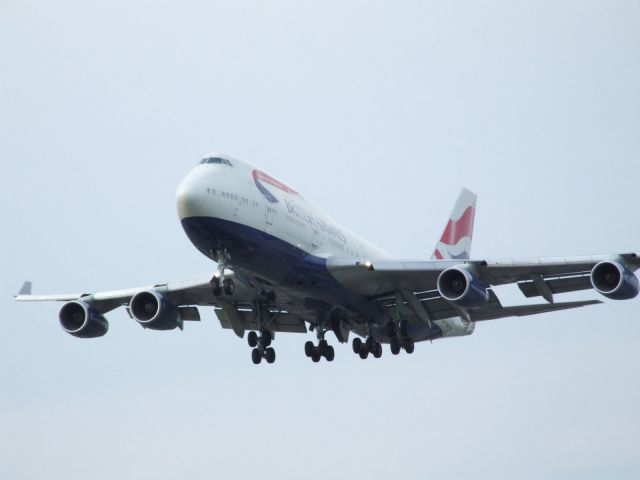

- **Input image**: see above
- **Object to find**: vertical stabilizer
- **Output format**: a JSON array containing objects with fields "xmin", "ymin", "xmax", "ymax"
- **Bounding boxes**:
[{"xmin": 432, "ymin": 188, "xmax": 477, "ymax": 260}]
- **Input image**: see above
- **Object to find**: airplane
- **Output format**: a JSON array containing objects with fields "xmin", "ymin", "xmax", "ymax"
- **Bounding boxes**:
[{"xmin": 15, "ymin": 153, "xmax": 640, "ymax": 364}]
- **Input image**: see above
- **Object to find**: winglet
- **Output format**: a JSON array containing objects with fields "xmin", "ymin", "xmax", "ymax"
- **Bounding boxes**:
[
  {"xmin": 16, "ymin": 281, "xmax": 32, "ymax": 296},
  {"xmin": 432, "ymin": 188, "xmax": 477, "ymax": 260}
]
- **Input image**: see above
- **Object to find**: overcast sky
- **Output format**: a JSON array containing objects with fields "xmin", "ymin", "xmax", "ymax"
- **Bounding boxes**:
[{"xmin": 2, "ymin": 1, "xmax": 640, "ymax": 479}]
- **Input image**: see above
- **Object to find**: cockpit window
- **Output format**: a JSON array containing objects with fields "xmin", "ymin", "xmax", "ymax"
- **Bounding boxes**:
[{"xmin": 199, "ymin": 157, "xmax": 233, "ymax": 166}]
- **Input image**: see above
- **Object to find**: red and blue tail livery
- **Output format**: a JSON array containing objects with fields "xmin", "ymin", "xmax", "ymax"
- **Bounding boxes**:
[{"xmin": 432, "ymin": 188, "xmax": 477, "ymax": 260}]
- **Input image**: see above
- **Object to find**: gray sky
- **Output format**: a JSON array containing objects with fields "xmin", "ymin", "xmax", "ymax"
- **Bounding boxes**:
[{"xmin": 2, "ymin": 1, "xmax": 640, "ymax": 478}]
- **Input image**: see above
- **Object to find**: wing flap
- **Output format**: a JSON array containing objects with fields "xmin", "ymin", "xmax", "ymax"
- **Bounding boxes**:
[
  {"xmin": 214, "ymin": 309, "xmax": 307, "ymax": 334},
  {"xmin": 472, "ymin": 300, "xmax": 602, "ymax": 322},
  {"xmin": 518, "ymin": 275, "xmax": 593, "ymax": 299}
]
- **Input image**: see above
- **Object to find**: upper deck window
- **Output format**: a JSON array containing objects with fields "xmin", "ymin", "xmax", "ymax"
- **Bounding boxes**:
[{"xmin": 199, "ymin": 157, "xmax": 233, "ymax": 167}]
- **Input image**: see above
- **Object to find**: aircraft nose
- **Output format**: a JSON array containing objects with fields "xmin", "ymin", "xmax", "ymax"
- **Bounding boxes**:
[{"xmin": 176, "ymin": 170, "xmax": 206, "ymax": 220}]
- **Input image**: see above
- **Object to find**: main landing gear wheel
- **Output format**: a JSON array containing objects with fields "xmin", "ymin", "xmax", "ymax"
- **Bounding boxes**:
[
  {"xmin": 305, "ymin": 337, "xmax": 335, "ymax": 362},
  {"xmin": 352, "ymin": 336, "xmax": 382, "ymax": 360},
  {"xmin": 250, "ymin": 330, "xmax": 276, "ymax": 364},
  {"xmin": 304, "ymin": 341, "xmax": 315, "ymax": 358},
  {"xmin": 352, "ymin": 337, "xmax": 363, "ymax": 355},
  {"xmin": 403, "ymin": 337, "xmax": 415, "ymax": 354},
  {"xmin": 251, "ymin": 348, "xmax": 262, "ymax": 364},
  {"xmin": 387, "ymin": 319, "xmax": 416, "ymax": 355},
  {"xmin": 390, "ymin": 338, "xmax": 401, "ymax": 355},
  {"xmin": 325, "ymin": 345, "xmax": 335, "ymax": 362},
  {"xmin": 265, "ymin": 347, "xmax": 276, "ymax": 364}
]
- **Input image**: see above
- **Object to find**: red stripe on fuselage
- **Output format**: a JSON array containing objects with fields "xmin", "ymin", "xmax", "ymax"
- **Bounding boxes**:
[
  {"xmin": 252, "ymin": 170, "xmax": 298, "ymax": 195},
  {"xmin": 440, "ymin": 206, "xmax": 475, "ymax": 246}
]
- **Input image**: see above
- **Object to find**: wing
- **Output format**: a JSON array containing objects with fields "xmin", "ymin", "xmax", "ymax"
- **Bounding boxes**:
[
  {"xmin": 327, "ymin": 252, "xmax": 640, "ymax": 322},
  {"xmin": 328, "ymin": 253, "xmax": 640, "ymax": 295},
  {"xmin": 14, "ymin": 274, "xmax": 219, "ymax": 311},
  {"xmin": 14, "ymin": 273, "xmax": 310, "ymax": 338}
]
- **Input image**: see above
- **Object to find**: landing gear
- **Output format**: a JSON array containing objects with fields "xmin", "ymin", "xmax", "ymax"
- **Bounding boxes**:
[
  {"xmin": 211, "ymin": 249, "xmax": 235, "ymax": 296},
  {"xmin": 386, "ymin": 320, "xmax": 415, "ymax": 355},
  {"xmin": 249, "ymin": 330, "xmax": 275, "ymax": 364},
  {"xmin": 305, "ymin": 330, "xmax": 335, "ymax": 363},
  {"xmin": 223, "ymin": 278, "xmax": 235, "ymax": 295},
  {"xmin": 212, "ymin": 277, "xmax": 222, "ymax": 296},
  {"xmin": 352, "ymin": 336, "xmax": 383, "ymax": 360},
  {"xmin": 212, "ymin": 276, "xmax": 235, "ymax": 296}
]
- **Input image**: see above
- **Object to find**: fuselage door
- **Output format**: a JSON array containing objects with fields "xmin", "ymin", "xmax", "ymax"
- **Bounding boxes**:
[
  {"xmin": 311, "ymin": 228, "xmax": 320, "ymax": 249},
  {"xmin": 265, "ymin": 204, "xmax": 275, "ymax": 227}
]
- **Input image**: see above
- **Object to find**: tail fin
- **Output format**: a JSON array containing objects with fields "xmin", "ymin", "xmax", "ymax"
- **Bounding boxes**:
[{"xmin": 432, "ymin": 188, "xmax": 477, "ymax": 260}]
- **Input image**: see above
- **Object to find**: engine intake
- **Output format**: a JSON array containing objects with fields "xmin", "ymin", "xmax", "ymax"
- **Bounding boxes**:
[
  {"xmin": 59, "ymin": 301, "xmax": 109, "ymax": 338},
  {"xmin": 591, "ymin": 261, "xmax": 639, "ymax": 300},
  {"xmin": 437, "ymin": 266, "xmax": 489, "ymax": 308},
  {"xmin": 130, "ymin": 290, "xmax": 180, "ymax": 330}
]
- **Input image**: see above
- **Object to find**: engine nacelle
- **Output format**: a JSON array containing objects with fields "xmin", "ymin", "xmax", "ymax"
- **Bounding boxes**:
[
  {"xmin": 59, "ymin": 301, "xmax": 109, "ymax": 338},
  {"xmin": 437, "ymin": 266, "xmax": 489, "ymax": 308},
  {"xmin": 130, "ymin": 290, "xmax": 180, "ymax": 330},
  {"xmin": 590, "ymin": 260, "xmax": 639, "ymax": 300}
]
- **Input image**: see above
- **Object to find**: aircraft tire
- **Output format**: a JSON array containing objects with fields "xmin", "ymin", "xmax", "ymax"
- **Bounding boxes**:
[
  {"xmin": 248, "ymin": 331, "xmax": 258, "ymax": 348},
  {"xmin": 311, "ymin": 350, "xmax": 321, "ymax": 363},
  {"xmin": 265, "ymin": 347, "xmax": 276, "ymax": 364},
  {"xmin": 223, "ymin": 279, "xmax": 235, "ymax": 295},
  {"xmin": 325, "ymin": 345, "xmax": 335, "ymax": 362},
  {"xmin": 304, "ymin": 341, "xmax": 314, "ymax": 357},
  {"xmin": 358, "ymin": 349, "xmax": 369, "ymax": 360},
  {"xmin": 352, "ymin": 337, "xmax": 363, "ymax": 354},
  {"xmin": 373, "ymin": 342, "xmax": 382, "ymax": 358},
  {"xmin": 251, "ymin": 348, "xmax": 262, "ymax": 364},
  {"xmin": 404, "ymin": 338, "xmax": 415, "ymax": 354}
]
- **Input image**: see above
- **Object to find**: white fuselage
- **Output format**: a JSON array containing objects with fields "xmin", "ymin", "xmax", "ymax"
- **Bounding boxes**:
[
  {"xmin": 176, "ymin": 155, "xmax": 474, "ymax": 341},
  {"xmin": 176, "ymin": 155, "xmax": 390, "ymax": 262}
]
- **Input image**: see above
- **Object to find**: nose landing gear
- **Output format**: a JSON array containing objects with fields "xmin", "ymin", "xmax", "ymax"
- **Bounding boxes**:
[{"xmin": 211, "ymin": 249, "xmax": 235, "ymax": 296}]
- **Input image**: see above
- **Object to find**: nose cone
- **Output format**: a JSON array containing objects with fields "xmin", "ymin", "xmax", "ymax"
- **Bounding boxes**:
[{"xmin": 176, "ymin": 169, "xmax": 207, "ymax": 220}]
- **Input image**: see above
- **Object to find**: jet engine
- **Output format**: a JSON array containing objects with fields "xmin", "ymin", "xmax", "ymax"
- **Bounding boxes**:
[
  {"xmin": 590, "ymin": 260, "xmax": 639, "ymax": 300},
  {"xmin": 59, "ymin": 301, "xmax": 109, "ymax": 338},
  {"xmin": 437, "ymin": 266, "xmax": 489, "ymax": 308},
  {"xmin": 130, "ymin": 290, "xmax": 181, "ymax": 330}
]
